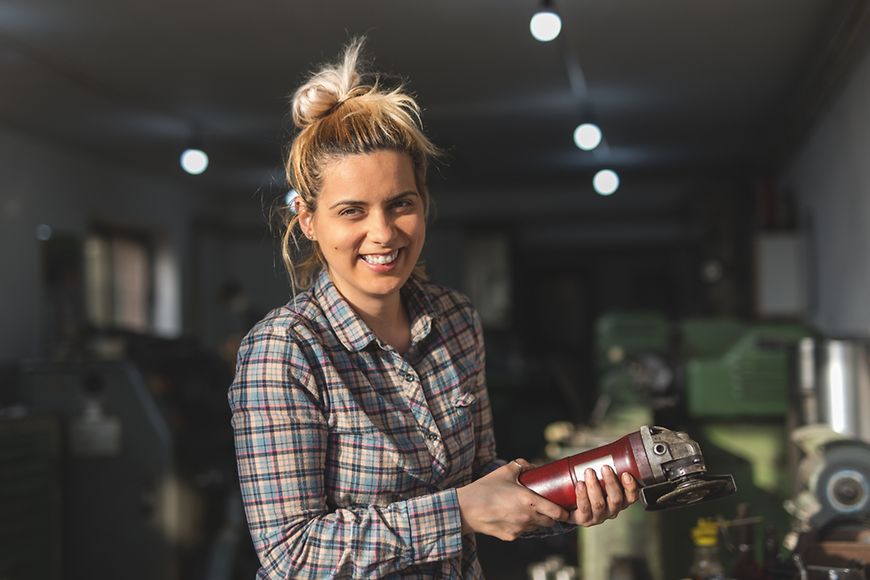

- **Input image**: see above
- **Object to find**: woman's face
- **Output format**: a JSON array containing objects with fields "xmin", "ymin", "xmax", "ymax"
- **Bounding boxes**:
[{"xmin": 299, "ymin": 149, "xmax": 425, "ymax": 311}]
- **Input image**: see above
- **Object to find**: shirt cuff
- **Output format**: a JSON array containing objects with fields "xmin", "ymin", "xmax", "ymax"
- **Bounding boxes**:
[
  {"xmin": 520, "ymin": 520, "xmax": 577, "ymax": 539},
  {"xmin": 404, "ymin": 489, "xmax": 464, "ymax": 566}
]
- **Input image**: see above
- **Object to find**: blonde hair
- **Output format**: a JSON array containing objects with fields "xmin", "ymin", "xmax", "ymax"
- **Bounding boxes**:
[{"xmin": 281, "ymin": 38, "xmax": 440, "ymax": 291}]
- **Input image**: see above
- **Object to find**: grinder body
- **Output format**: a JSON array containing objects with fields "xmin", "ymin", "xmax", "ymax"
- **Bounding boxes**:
[{"xmin": 518, "ymin": 425, "xmax": 736, "ymax": 511}]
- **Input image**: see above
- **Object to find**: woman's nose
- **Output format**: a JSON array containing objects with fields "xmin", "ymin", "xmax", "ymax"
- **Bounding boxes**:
[{"xmin": 367, "ymin": 211, "xmax": 396, "ymax": 244}]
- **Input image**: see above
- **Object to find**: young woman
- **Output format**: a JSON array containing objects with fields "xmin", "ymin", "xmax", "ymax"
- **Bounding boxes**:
[{"xmin": 229, "ymin": 39, "xmax": 638, "ymax": 579}]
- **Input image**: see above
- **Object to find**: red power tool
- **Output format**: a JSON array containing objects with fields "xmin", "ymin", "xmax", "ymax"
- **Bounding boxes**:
[{"xmin": 518, "ymin": 425, "xmax": 737, "ymax": 511}]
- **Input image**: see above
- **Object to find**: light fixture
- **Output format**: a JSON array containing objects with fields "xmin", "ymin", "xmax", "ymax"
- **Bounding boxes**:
[
  {"xmin": 35, "ymin": 224, "xmax": 53, "ymax": 241},
  {"xmin": 180, "ymin": 147, "xmax": 209, "ymax": 175},
  {"xmin": 593, "ymin": 169, "xmax": 619, "ymax": 196},
  {"xmin": 530, "ymin": 1, "xmax": 561, "ymax": 42},
  {"xmin": 573, "ymin": 123, "xmax": 602, "ymax": 151}
]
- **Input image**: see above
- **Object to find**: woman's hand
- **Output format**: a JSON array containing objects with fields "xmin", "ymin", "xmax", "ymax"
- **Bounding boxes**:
[
  {"xmin": 567, "ymin": 465, "xmax": 639, "ymax": 527},
  {"xmin": 456, "ymin": 459, "xmax": 568, "ymax": 541}
]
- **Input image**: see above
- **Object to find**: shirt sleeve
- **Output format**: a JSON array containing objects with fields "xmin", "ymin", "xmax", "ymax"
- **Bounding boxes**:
[{"xmin": 228, "ymin": 324, "xmax": 464, "ymax": 578}]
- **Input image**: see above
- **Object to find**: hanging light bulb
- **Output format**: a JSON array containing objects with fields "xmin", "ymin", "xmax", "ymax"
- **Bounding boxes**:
[
  {"xmin": 593, "ymin": 169, "xmax": 619, "ymax": 196},
  {"xmin": 35, "ymin": 224, "xmax": 53, "ymax": 241},
  {"xmin": 180, "ymin": 147, "xmax": 209, "ymax": 175},
  {"xmin": 573, "ymin": 123, "xmax": 602, "ymax": 151},
  {"xmin": 530, "ymin": 6, "xmax": 561, "ymax": 42}
]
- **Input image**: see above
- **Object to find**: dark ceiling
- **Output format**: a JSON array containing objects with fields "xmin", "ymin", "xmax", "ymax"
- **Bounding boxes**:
[{"xmin": 2, "ymin": 0, "xmax": 869, "ymax": 202}]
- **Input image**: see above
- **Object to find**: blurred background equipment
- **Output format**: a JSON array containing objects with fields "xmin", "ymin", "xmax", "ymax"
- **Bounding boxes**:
[
  {"xmin": 0, "ymin": 334, "xmax": 252, "ymax": 580},
  {"xmin": 779, "ymin": 338, "xmax": 870, "ymax": 577},
  {"xmin": 0, "ymin": 415, "xmax": 62, "ymax": 580},
  {"xmin": 535, "ymin": 311, "xmax": 841, "ymax": 579}
]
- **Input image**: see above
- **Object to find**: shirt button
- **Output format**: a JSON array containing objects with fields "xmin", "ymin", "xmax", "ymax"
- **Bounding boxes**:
[
  {"xmin": 426, "ymin": 432, "xmax": 439, "ymax": 442},
  {"xmin": 404, "ymin": 373, "xmax": 416, "ymax": 382}
]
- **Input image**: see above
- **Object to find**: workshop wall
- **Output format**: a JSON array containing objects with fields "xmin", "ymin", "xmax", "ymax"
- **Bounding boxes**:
[
  {"xmin": 0, "ymin": 127, "xmax": 208, "ymax": 360},
  {"xmin": 783, "ymin": 41, "xmax": 870, "ymax": 337}
]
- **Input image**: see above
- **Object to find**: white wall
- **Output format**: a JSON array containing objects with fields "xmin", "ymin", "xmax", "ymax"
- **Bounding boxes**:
[
  {"xmin": 783, "ymin": 44, "xmax": 870, "ymax": 337},
  {"xmin": 0, "ymin": 127, "xmax": 207, "ymax": 360}
]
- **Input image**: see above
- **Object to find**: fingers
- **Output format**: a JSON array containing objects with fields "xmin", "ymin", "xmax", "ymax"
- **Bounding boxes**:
[
  {"xmin": 622, "ymin": 472, "xmax": 639, "ymax": 504},
  {"xmin": 511, "ymin": 457, "xmax": 533, "ymax": 472},
  {"xmin": 511, "ymin": 458, "xmax": 569, "ymax": 523},
  {"xmin": 571, "ymin": 466, "xmax": 638, "ymax": 527},
  {"xmin": 528, "ymin": 492, "xmax": 569, "ymax": 523},
  {"xmin": 573, "ymin": 480, "xmax": 593, "ymax": 525},
  {"xmin": 584, "ymin": 468, "xmax": 609, "ymax": 521},
  {"xmin": 601, "ymin": 465, "xmax": 626, "ymax": 516}
]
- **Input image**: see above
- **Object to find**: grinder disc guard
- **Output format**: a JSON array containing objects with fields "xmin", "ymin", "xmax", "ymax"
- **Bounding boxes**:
[{"xmin": 640, "ymin": 473, "xmax": 737, "ymax": 511}]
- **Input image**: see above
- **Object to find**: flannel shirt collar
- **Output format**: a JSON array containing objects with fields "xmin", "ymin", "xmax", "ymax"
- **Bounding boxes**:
[{"xmin": 313, "ymin": 269, "xmax": 435, "ymax": 353}]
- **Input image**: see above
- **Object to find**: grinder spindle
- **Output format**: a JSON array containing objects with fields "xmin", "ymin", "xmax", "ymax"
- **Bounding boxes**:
[{"xmin": 518, "ymin": 425, "xmax": 736, "ymax": 511}]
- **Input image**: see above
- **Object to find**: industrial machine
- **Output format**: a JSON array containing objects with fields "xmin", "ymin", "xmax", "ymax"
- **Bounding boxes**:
[
  {"xmin": 520, "ymin": 425, "xmax": 736, "ymax": 511},
  {"xmin": 549, "ymin": 313, "xmax": 813, "ymax": 579},
  {"xmin": 781, "ymin": 338, "xmax": 870, "ymax": 577},
  {"xmin": 685, "ymin": 323, "xmax": 810, "ymax": 417},
  {"xmin": 6, "ymin": 333, "xmax": 245, "ymax": 580}
]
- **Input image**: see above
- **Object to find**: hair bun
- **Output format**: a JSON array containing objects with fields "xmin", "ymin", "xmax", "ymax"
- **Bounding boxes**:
[{"xmin": 291, "ymin": 38, "xmax": 365, "ymax": 129}]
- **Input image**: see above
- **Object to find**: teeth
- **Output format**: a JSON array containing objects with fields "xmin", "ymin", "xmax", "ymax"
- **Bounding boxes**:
[{"xmin": 361, "ymin": 250, "xmax": 399, "ymax": 265}]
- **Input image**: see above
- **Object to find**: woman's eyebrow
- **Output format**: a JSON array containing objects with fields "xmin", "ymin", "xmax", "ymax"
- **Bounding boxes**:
[{"xmin": 328, "ymin": 190, "xmax": 418, "ymax": 210}]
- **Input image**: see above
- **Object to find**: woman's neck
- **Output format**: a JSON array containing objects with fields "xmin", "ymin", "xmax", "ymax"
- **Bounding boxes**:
[{"xmin": 342, "ymin": 289, "xmax": 412, "ymax": 354}]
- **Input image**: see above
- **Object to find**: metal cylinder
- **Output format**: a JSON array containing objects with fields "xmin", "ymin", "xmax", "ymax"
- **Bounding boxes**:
[
  {"xmin": 795, "ymin": 338, "xmax": 870, "ymax": 443},
  {"xmin": 818, "ymin": 340, "xmax": 870, "ymax": 442},
  {"xmin": 796, "ymin": 337, "xmax": 819, "ymax": 425}
]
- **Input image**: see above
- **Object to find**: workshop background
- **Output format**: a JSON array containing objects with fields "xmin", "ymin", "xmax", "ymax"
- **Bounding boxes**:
[{"xmin": 2, "ymin": 0, "xmax": 870, "ymax": 579}]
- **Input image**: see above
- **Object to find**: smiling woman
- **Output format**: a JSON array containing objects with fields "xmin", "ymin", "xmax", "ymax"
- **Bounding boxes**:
[
  {"xmin": 279, "ymin": 38, "xmax": 439, "ymax": 293},
  {"xmin": 228, "ymin": 37, "xmax": 637, "ymax": 580}
]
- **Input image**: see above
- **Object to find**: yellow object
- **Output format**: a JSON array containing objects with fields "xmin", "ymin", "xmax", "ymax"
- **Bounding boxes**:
[{"xmin": 691, "ymin": 518, "xmax": 719, "ymax": 547}]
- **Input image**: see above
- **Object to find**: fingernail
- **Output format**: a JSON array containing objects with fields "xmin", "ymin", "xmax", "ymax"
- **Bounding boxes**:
[{"xmin": 622, "ymin": 473, "xmax": 631, "ymax": 484}]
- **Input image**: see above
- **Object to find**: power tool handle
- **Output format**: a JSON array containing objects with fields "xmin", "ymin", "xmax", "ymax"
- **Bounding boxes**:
[{"xmin": 518, "ymin": 431, "xmax": 650, "ymax": 509}]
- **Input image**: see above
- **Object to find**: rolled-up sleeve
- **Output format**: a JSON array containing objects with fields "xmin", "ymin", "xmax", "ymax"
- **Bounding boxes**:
[{"xmin": 229, "ymin": 324, "xmax": 464, "ymax": 578}]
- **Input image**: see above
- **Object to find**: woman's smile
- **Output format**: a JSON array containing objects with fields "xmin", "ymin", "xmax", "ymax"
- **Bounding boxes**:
[{"xmin": 360, "ymin": 249, "xmax": 400, "ymax": 267}]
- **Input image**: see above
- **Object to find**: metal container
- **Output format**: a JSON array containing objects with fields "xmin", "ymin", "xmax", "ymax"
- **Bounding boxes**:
[{"xmin": 796, "ymin": 338, "xmax": 870, "ymax": 442}]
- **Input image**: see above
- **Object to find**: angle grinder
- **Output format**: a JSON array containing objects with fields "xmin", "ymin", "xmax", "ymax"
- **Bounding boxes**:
[{"xmin": 518, "ymin": 425, "xmax": 737, "ymax": 511}]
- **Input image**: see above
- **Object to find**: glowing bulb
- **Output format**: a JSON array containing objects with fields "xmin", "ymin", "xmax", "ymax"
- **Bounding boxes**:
[
  {"xmin": 593, "ymin": 169, "xmax": 619, "ymax": 196},
  {"xmin": 530, "ymin": 11, "xmax": 561, "ymax": 42},
  {"xmin": 35, "ymin": 224, "xmax": 53, "ymax": 241},
  {"xmin": 180, "ymin": 148, "xmax": 209, "ymax": 175},
  {"xmin": 573, "ymin": 123, "xmax": 602, "ymax": 151}
]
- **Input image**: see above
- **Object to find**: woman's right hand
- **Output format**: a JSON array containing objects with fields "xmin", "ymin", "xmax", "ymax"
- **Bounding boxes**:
[{"xmin": 456, "ymin": 459, "xmax": 568, "ymax": 541}]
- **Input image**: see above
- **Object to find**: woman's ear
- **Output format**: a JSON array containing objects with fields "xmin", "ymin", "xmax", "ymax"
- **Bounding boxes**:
[{"xmin": 297, "ymin": 202, "xmax": 315, "ymax": 240}]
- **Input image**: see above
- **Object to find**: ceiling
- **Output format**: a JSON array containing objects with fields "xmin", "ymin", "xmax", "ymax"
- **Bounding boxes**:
[{"xmin": 2, "ymin": 0, "xmax": 869, "ymax": 204}]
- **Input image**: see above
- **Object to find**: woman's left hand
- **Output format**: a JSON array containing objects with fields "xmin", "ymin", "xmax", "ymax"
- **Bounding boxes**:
[{"xmin": 566, "ymin": 465, "xmax": 639, "ymax": 527}]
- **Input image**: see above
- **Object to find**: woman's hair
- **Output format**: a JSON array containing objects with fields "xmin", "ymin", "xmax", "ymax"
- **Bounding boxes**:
[{"xmin": 280, "ymin": 37, "xmax": 440, "ymax": 290}]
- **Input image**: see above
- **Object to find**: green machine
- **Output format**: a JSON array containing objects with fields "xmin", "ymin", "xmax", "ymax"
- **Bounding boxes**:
[
  {"xmin": 595, "ymin": 311, "xmax": 674, "ymax": 411},
  {"xmin": 662, "ymin": 319, "xmax": 813, "ymax": 577},
  {"xmin": 596, "ymin": 311, "xmax": 671, "ymax": 364},
  {"xmin": 684, "ymin": 322, "xmax": 809, "ymax": 418},
  {"xmin": 581, "ymin": 314, "xmax": 812, "ymax": 578}
]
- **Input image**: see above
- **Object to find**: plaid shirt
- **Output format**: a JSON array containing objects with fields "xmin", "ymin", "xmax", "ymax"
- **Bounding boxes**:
[{"xmin": 229, "ymin": 270, "xmax": 502, "ymax": 578}]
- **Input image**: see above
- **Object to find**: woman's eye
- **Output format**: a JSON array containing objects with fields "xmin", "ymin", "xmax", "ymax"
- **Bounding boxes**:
[
  {"xmin": 392, "ymin": 199, "xmax": 413, "ymax": 210},
  {"xmin": 338, "ymin": 207, "xmax": 362, "ymax": 217}
]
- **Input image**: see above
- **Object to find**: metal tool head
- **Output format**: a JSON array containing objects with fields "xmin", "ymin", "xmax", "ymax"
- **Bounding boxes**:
[{"xmin": 640, "ymin": 473, "xmax": 737, "ymax": 511}]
